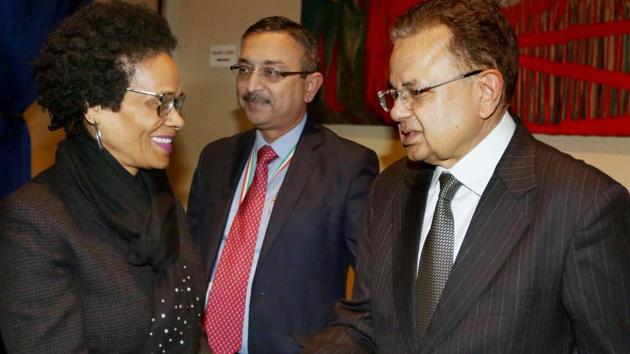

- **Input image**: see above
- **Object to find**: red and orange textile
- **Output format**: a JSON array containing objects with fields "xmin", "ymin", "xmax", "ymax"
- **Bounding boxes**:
[{"xmin": 303, "ymin": 0, "xmax": 630, "ymax": 136}]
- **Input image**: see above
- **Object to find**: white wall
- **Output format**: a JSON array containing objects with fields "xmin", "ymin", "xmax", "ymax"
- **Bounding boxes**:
[{"xmin": 328, "ymin": 125, "xmax": 630, "ymax": 188}]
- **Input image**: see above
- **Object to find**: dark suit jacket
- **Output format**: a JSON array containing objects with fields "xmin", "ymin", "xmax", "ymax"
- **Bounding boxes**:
[
  {"xmin": 0, "ymin": 159, "xmax": 204, "ymax": 353},
  {"xmin": 188, "ymin": 120, "xmax": 379, "ymax": 353},
  {"xmin": 303, "ymin": 123, "xmax": 630, "ymax": 353}
]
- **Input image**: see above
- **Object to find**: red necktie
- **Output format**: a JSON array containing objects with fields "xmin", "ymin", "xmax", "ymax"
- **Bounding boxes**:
[{"xmin": 204, "ymin": 145, "xmax": 278, "ymax": 354}]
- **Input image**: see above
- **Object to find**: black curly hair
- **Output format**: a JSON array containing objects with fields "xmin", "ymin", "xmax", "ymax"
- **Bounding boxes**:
[{"xmin": 35, "ymin": 0, "xmax": 177, "ymax": 135}]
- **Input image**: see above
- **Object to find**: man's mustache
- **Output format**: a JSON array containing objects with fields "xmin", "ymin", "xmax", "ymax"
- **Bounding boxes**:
[{"xmin": 243, "ymin": 92, "xmax": 271, "ymax": 104}]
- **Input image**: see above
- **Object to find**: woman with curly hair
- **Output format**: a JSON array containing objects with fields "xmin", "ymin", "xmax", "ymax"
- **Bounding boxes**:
[{"xmin": 0, "ymin": 1, "xmax": 204, "ymax": 352}]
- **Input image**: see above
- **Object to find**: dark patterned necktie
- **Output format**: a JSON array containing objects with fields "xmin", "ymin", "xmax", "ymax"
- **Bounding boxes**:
[{"xmin": 415, "ymin": 172, "xmax": 462, "ymax": 346}]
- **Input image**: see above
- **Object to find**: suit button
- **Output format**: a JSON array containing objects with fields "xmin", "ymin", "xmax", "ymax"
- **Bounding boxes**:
[{"xmin": 260, "ymin": 292, "xmax": 265, "ymax": 296}]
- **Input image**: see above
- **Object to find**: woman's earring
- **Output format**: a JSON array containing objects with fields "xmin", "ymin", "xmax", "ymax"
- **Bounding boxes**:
[{"xmin": 95, "ymin": 123, "xmax": 104, "ymax": 150}]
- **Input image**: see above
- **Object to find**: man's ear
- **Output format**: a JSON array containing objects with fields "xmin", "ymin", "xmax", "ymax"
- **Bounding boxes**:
[
  {"xmin": 303, "ymin": 72, "xmax": 323, "ymax": 103},
  {"xmin": 477, "ymin": 69, "xmax": 504, "ymax": 119}
]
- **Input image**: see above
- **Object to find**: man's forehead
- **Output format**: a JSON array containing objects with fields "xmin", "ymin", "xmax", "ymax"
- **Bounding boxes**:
[
  {"xmin": 241, "ymin": 31, "xmax": 302, "ymax": 51},
  {"xmin": 393, "ymin": 26, "xmax": 452, "ymax": 60},
  {"xmin": 240, "ymin": 32, "xmax": 302, "ymax": 66},
  {"xmin": 389, "ymin": 26, "xmax": 454, "ymax": 86},
  {"xmin": 238, "ymin": 58, "xmax": 286, "ymax": 66}
]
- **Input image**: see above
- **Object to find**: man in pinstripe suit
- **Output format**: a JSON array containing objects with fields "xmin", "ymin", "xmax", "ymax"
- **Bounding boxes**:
[{"xmin": 302, "ymin": 0, "xmax": 630, "ymax": 353}]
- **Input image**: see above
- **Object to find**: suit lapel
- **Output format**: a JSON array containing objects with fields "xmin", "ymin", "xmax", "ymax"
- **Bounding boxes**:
[
  {"xmin": 256, "ymin": 122, "xmax": 322, "ymax": 268},
  {"xmin": 392, "ymin": 161, "xmax": 433, "ymax": 352},
  {"xmin": 421, "ymin": 125, "xmax": 537, "ymax": 353},
  {"xmin": 202, "ymin": 132, "xmax": 255, "ymax": 279}
]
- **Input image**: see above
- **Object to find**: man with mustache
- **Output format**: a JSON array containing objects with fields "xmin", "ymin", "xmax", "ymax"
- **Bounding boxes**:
[{"xmin": 188, "ymin": 16, "xmax": 379, "ymax": 354}]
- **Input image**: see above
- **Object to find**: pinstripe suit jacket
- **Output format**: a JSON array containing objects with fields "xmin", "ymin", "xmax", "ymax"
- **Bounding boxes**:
[{"xmin": 303, "ymin": 123, "xmax": 630, "ymax": 353}]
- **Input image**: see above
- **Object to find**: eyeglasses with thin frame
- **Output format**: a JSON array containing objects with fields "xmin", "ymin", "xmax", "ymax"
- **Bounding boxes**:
[
  {"xmin": 126, "ymin": 88, "xmax": 186, "ymax": 118},
  {"xmin": 377, "ymin": 69, "xmax": 483, "ymax": 112},
  {"xmin": 230, "ymin": 64, "xmax": 313, "ymax": 83}
]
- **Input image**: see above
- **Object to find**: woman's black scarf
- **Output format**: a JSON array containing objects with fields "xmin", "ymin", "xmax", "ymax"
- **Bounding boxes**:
[
  {"xmin": 56, "ymin": 129, "xmax": 200, "ymax": 353},
  {"xmin": 63, "ymin": 130, "xmax": 178, "ymax": 271}
]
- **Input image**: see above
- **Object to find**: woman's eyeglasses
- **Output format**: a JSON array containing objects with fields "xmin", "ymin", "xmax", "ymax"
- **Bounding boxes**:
[{"xmin": 126, "ymin": 88, "xmax": 186, "ymax": 118}]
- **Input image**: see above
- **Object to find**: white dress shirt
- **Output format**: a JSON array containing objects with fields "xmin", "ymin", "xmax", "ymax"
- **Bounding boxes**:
[{"xmin": 417, "ymin": 112, "xmax": 516, "ymax": 271}]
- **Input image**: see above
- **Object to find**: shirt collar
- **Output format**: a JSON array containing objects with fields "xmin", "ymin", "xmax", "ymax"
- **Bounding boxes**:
[
  {"xmin": 433, "ymin": 111, "xmax": 516, "ymax": 195},
  {"xmin": 254, "ymin": 113, "xmax": 307, "ymax": 159}
]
